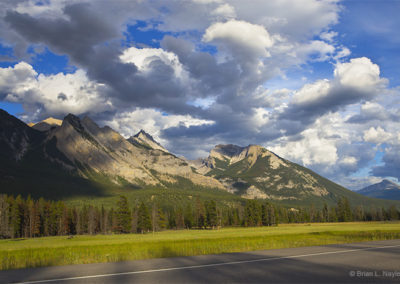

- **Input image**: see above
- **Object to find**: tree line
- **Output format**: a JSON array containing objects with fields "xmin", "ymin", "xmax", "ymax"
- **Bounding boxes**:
[{"xmin": 0, "ymin": 194, "xmax": 399, "ymax": 239}]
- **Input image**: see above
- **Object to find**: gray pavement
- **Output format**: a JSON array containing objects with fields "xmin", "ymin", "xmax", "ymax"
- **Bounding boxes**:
[{"xmin": 2, "ymin": 239, "xmax": 400, "ymax": 283}]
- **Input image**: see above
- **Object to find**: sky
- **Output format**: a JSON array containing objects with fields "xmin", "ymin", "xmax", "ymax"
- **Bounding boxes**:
[{"xmin": 0, "ymin": 0, "xmax": 399, "ymax": 190}]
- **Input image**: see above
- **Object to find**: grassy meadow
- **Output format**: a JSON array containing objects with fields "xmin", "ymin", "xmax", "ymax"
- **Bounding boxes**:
[{"xmin": 1, "ymin": 221, "xmax": 400, "ymax": 270}]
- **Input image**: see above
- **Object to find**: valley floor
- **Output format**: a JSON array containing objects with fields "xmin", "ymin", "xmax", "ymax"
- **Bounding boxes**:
[{"xmin": 1, "ymin": 222, "xmax": 400, "ymax": 270}]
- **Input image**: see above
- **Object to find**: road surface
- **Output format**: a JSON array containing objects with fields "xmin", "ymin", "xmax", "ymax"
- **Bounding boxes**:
[{"xmin": 2, "ymin": 239, "xmax": 400, "ymax": 283}]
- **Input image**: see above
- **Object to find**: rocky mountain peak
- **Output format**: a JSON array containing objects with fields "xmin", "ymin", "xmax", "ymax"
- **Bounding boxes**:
[
  {"xmin": 358, "ymin": 179, "xmax": 400, "ymax": 200},
  {"xmin": 42, "ymin": 117, "xmax": 62, "ymax": 126},
  {"xmin": 134, "ymin": 129, "xmax": 154, "ymax": 140},
  {"xmin": 129, "ymin": 129, "xmax": 168, "ymax": 152},
  {"xmin": 0, "ymin": 109, "xmax": 44, "ymax": 161},
  {"xmin": 380, "ymin": 179, "xmax": 399, "ymax": 189},
  {"xmin": 81, "ymin": 116, "xmax": 103, "ymax": 135},
  {"xmin": 360, "ymin": 179, "xmax": 400, "ymax": 193},
  {"xmin": 63, "ymin": 113, "xmax": 82, "ymax": 129},
  {"xmin": 31, "ymin": 117, "xmax": 62, "ymax": 131},
  {"xmin": 210, "ymin": 144, "xmax": 244, "ymax": 160}
]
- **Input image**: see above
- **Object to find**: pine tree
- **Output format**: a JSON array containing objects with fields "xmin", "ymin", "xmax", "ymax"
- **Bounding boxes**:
[
  {"xmin": 195, "ymin": 197, "xmax": 206, "ymax": 229},
  {"xmin": 337, "ymin": 197, "xmax": 352, "ymax": 222},
  {"xmin": 0, "ymin": 194, "xmax": 10, "ymax": 238},
  {"xmin": 268, "ymin": 204, "xmax": 276, "ymax": 226},
  {"xmin": 184, "ymin": 203, "xmax": 194, "ymax": 229},
  {"xmin": 205, "ymin": 200, "xmax": 217, "ymax": 229},
  {"xmin": 10, "ymin": 195, "xmax": 22, "ymax": 238},
  {"xmin": 168, "ymin": 209, "xmax": 176, "ymax": 229},
  {"xmin": 137, "ymin": 202, "xmax": 151, "ymax": 233},
  {"xmin": 157, "ymin": 208, "xmax": 167, "ymax": 230},
  {"xmin": 175, "ymin": 207, "xmax": 185, "ymax": 229},
  {"xmin": 115, "ymin": 196, "xmax": 132, "ymax": 233},
  {"xmin": 100, "ymin": 205, "xmax": 108, "ymax": 234},
  {"xmin": 30, "ymin": 200, "xmax": 40, "ymax": 237},
  {"xmin": 322, "ymin": 203, "xmax": 329, "ymax": 222},
  {"xmin": 151, "ymin": 203, "xmax": 158, "ymax": 232},
  {"xmin": 389, "ymin": 205, "xmax": 399, "ymax": 221},
  {"xmin": 88, "ymin": 206, "xmax": 99, "ymax": 235},
  {"xmin": 244, "ymin": 200, "xmax": 259, "ymax": 226},
  {"xmin": 354, "ymin": 205, "xmax": 365, "ymax": 221}
]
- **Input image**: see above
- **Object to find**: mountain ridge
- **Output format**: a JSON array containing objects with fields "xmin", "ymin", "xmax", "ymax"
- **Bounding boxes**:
[
  {"xmin": 30, "ymin": 117, "xmax": 63, "ymax": 132},
  {"xmin": 191, "ymin": 143, "xmax": 393, "ymax": 207},
  {"xmin": 358, "ymin": 180, "xmax": 400, "ymax": 200},
  {"xmin": 128, "ymin": 129, "xmax": 169, "ymax": 153},
  {"xmin": 0, "ymin": 108, "xmax": 398, "ymax": 208}
]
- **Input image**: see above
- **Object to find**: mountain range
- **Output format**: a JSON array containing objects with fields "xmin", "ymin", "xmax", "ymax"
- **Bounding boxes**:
[
  {"xmin": 0, "ymin": 108, "xmax": 397, "ymax": 208},
  {"xmin": 357, "ymin": 180, "xmax": 400, "ymax": 200}
]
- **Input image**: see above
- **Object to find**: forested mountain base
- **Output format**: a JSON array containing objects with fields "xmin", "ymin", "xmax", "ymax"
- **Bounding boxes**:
[{"xmin": 1, "ymin": 194, "xmax": 399, "ymax": 239}]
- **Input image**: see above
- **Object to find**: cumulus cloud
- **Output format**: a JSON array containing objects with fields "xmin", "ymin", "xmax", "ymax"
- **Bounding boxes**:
[
  {"xmin": 283, "ymin": 57, "xmax": 388, "ymax": 130},
  {"xmin": 363, "ymin": 127, "xmax": 392, "ymax": 144},
  {"xmin": 269, "ymin": 113, "xmax": 342, "ymax": 168},
  {"xmin": 120, "ymin": 47, "xmax": 186, "ymax": 79},
  {"xmin": 203, "ymin": 20, "xmax": 274, "ymax": 58},
  {"xmin": 334, "ymin": 57, "xmax": 385, "ymax": 89},
  {"xmin": 347, "ymin": 101, "xmax": 391, "ymax": 124},
  {"xmin": 0, "ymin": 62, "xmax": 111, "ymax": 121},
  {"xmin": 210, "ymin": 3, "xmax": 236, "ymax": 20},
  {"xmin": 103, "ymin": 108, "xmax": 214, "ymax": 150},
  {"xmin": 271, "ymin": 129, "xmax": 339, "ymax": 167},
  {"xmin": 295, "ymin": 40, "xmax": 335, "ymax": 62}
]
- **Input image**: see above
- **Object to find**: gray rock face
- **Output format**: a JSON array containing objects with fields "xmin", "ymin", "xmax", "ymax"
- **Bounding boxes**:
[
  {"xmin": 128, "ymin": 130, "xmax": 169, "ymax": 153},
  {"xmin": 51, "ymin": 114, "xmax": 225, "ymax": 189},
  {"xmin": 193, "ymin": 144, "xmax": 332, "ymax": 201},
  {"xmin": 0, "ymin": 109, "xmax": 43, "ymax": 161},
  {"xmin": 31, "ymin": 117, "xmax": 62, "ymax": 132}
]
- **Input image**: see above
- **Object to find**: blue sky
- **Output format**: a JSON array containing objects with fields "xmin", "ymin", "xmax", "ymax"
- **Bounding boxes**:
[{"xmin": 0, "ymin": 0, "xmax": 399, "ymax": 190}]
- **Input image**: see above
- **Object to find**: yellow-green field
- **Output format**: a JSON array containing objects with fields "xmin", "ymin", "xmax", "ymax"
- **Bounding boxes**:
[{"xmin": 1, "ymin": 222, "xmax": 400, "ymax": 270}]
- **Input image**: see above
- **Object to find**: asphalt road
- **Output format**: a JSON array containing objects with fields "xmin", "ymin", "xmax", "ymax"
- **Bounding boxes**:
[{"xmin": 2, "ymin": 239, "xmax": 400, "ymax": 283}]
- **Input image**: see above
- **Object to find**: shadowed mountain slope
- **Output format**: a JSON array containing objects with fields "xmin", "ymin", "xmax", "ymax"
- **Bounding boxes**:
[{"xmin": 358, "ymin": 180, "xmax": 400, "ymax": 200}]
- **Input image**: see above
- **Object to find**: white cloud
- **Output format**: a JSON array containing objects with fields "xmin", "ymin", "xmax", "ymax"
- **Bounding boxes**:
[
  {"xmin": 0, "ymin": 62, "xmax": 111, "ymax": 120},
  {"xmin": 252, "ymin": 107, "xmax": 270, "ymax": 128},
  {"xmin": 192, "ymin": 0, "xmax": 223, "ymax": 4},
  {"xmin": 187, "ymin": 97, "xmax": 216, "ymax": 109},
  {"xmin": 0, "ymin": 62, "xmax": 38, "ymax": 94},
  {"xmin": 270, "ymin": 126, "xmax": 339, "ymax": 167},
  {"xmin": 228, "ymin": 0, "xmax": 340, "ymax": 41},
  {"xmin": 292, "ymin": 57, "xmax": 387, "ymax": 108},
  {"xmin": 342, "ymin": 176, "xmax": 383, "ymax": 191},
  {"xmin": 334, "ymin": 57, "xmax": 386, "ymax": 90},
  {"xmin": 293, "ymin": 79, "xmax": 331, "ymax": 105},
  {"xmin": 363, "ymin": 126, "xmax": 392, "ymax": 144},
  {"xmin": 210, "ymin": 3, "xmax": 236, "ymax": 20},
  {"xmin": 334, "ymin": 46, "xmax": 351, "ymax": 60},
  {"xmin": 104, "ymin": 108, "xmax": 215, "ymax": 147},
  {"xmin": 340, "ymin": 156, "xmax": 357, "ymax": 166},
  {"xmin": 320, "ymin": 30, "xmax": 338, "ymax": 42},
  {"xmin": 295, "ymin": 40, "xmax": 335, "ymax": 62},
  {"xmin": 362, "ymin": 101, "xmax": 385, "ymax": 114},
  {"xmin": 120, "ymin": 47, "xmax": 187, "ymax": 80},
  {"xmin": 203, "ymin": 20, "xmax": 274, "ymax": 58}
]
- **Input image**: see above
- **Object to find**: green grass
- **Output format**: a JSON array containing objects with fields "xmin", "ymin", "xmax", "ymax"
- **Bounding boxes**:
[{"xmin": 1, "ymin": 222, "xmax": 400, "ymax": 270}]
